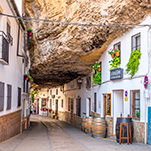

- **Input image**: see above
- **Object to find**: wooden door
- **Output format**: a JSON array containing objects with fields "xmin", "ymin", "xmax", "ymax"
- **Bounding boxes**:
[
  {"xmin": 89, "ymin": 98, "xmax": 91, "ymax": 116},
  {"xmin": 104, "ymin": 95, "xmax": 107, "ymax": 117},
  {"xmin": 55, "ymin": 99, "xmax": 58, "ymax": 116}
]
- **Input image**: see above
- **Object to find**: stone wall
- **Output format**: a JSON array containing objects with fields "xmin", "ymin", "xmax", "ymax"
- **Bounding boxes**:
[
  {"xmin": 0, "ymin": 110, "xmax": 21, "ymax": 142},
  {"xmin": 105, "ymin": 116, "xmax": 113, "ymax": 137},
  {"xmin": 53, "ymin": 110, "xmax": 82, "ymax": 128},
  {"xmin": 133, "ymin": 120, "xmax": 147, "ymax": 143}
]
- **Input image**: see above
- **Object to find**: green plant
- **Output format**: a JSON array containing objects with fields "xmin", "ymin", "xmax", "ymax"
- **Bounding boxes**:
[
  {"xmin": 109, "ymin": 56, "xmax": 120, "ymax": 70},
  {"xmin": 27, "ymin": 28, "xmax": 33, "ymax": 36},
  {"xmin": 91, "ymin": 63, "xmax": 101, "ymax": 71},
  {"xmin": 92, "ymin": 71, "xmax": 102, "ymax": 85},
  {"xmin": 126, "ymin": 50, "xmax": 141, "ymax": 78},
  {"xmin": 114, "ymin": 49, "xmax": 120, "ymax": 53},
  {"xmin": 136, "ymin": 112, "xmax": 140, "ymax": 118},
  {"xmin": 91, "ymin": 63, "xmax": 102, "ymax": 85},
  {"xmin": 30, "ymin": 90, "xmax": 38, "ymax": 103},
  {"xmin": 24, "ymin": 74, "xmax": 33, "ymax": 83},
  {"xmin": 108, "ymin": 48, "xmax": 115, "ymax": 55}
]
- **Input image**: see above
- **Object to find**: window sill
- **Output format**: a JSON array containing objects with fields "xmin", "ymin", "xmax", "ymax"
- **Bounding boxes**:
[
  {"xmin": 0, "ymin": 110, "xmax": 4, "ymax": 112},
  {"xmin": 0, "ymin": 59, "xmax": 9, "ymax": 65},
  {"xmin": 6, "ymin": 108, "xmax": 11, "ymax": 110}
]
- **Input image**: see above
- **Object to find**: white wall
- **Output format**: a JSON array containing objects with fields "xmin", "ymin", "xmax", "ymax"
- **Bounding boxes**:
[{"xmin": 0, "ymin": 0, "xmax": 25, "ymax": 116}]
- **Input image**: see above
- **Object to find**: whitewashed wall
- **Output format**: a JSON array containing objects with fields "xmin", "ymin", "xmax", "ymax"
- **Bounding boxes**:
[{"xmin": 0, "ymin": 0, "xmax": 25, "ymax": 116}]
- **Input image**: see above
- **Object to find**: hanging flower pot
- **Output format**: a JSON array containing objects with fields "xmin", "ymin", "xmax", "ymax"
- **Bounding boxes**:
[
  {"xmin": 115, "ymin": 52, "xmax": 120, "ymax": 56},
  {"xmin": 97, "ymin": 67, "xmax": 101, "ymax": 72},
  {"xmin": 114, "ymin": 49, "xmax": 120, "ymax": 57},
  {"xmin": 111, "ymin": 53, "xmax": 115, "ymax": 58}
]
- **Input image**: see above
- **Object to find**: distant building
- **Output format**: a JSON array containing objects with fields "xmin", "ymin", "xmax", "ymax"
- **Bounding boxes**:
[{"xmin": 0, "ymin": 0, "xmax": 30, "ymax": 142}]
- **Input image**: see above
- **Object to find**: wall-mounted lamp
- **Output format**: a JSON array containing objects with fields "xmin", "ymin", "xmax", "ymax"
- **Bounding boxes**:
[{"xmin": 77, "ymin": 77, "xmax": 83, "ymax": 89}]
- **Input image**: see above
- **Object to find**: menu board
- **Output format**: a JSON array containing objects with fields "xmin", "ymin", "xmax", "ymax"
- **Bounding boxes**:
[{"xmin": 106, "ymin": 94, "xmax": 111, "ymax": 115}]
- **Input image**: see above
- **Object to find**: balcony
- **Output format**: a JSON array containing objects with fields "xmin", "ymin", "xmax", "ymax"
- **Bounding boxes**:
[{"xmin": 0, "ymin": 31, "xmax": 9, "ymax": 65}]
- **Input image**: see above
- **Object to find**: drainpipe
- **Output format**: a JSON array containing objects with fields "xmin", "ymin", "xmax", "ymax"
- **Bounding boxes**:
[{"xmin": 144, "ymin": 27, "xmax": 151, "ymax": 144}]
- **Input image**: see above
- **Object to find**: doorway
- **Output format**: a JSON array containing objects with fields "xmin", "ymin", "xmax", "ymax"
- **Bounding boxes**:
[
  {"xmin": 103, "ymin": 95, "xmax": 107, "ymax": 117},
  {"xmin": 70, "ymin": 98, "xmax": 74, "ymax": 122},
  {"xmin": 88, "ymin": 98, "xmax": 91, "ymax": 116},
  {"xmin": 113, "ymin": 90, "xmax": 124, "ymax": 135},
  {"xmin": 55, "ymin": 99, "xmax": 58, "ymax": 116}
]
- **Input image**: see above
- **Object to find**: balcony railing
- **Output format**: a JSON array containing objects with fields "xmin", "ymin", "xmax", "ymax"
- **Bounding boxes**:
[{"xmin": 0, "ymin": 31, "xmax": 9, "ymax": 65}]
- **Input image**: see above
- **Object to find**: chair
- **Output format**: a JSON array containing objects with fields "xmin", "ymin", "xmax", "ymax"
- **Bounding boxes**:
[{"xmin": 119, "ymin": 123, "xmax": 132, "ymax": 144}]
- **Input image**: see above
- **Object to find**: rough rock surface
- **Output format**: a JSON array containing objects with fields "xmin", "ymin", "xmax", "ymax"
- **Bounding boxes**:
[{"xmin": 24, "ymin": 0, "xmax": 151, "ymax": 87}]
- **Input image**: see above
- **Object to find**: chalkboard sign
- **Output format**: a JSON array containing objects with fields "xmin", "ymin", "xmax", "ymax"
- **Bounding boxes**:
[{"xmin": 106, "ymin": 94, "xmax": 111, "ymax": 116}]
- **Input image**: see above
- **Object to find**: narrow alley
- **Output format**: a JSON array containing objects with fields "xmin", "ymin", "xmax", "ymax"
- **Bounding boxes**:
[{"xmin": 0, "ymin": 115, "xmax": 150, "ymax": 151}]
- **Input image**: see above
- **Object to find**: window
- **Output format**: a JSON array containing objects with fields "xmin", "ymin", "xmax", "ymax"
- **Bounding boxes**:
[
  {"xmin": 7, "ymin": 21, "xmax": 13, "ymax": 46},
  {"xmin": 42, "ymin": 99, "xmax": 46, "ymax": 107},
  {"xmin": 86, "ymin": 76, "xmax": 91, "ymax": 89},
  {"xmin": 114, "ymin": 42, "xmax": 121, "ymax": 63},
  {"xmin": 94, "ymin": 93, "xmax": 97, "ymax": 112},
  {"xmin": 0, "ymin": 82, "xmax": 4, "ymax": 111},
  {"xmin": 50, "ymin": 90, "xmax": 52, "ymax": 95},
  {"xmin": 50, "ymin": 99, "xmax": 52, "ymax": 108},
  {"xmin": 56, "ymin": 89, "xmax": 58, "ymax": 95},
  {"xmin": 76, "ymin": 97, "xmax": 81, "ymax": 116},
  {"xmin": 131, "ymin": 90, "xmax": 140, "ymax": 120},
  {"xmin": 7, "ymin": 84, "xmax": 12, "ymax": 109},
  {"xmin": 17, "ymin": 87, "xmax": 21, "ymax": 107},
  {"xmin": 132, "ymin": 33, "xmax": 140, "ymax": 52},
  {"xmin": 61, "ymin": 99, "xmax": 63, "ymax": 108},
  {"xmin": 68, "ymin": 98, "xmax": 71, "ymax": 111}
]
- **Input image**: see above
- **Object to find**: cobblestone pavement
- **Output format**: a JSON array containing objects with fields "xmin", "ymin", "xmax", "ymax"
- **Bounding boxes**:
[{"xmin": 0, "ymin": 115, "xmax": 151, "ymax": 151}]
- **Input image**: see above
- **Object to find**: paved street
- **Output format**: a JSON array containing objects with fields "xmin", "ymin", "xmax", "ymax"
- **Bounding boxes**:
[{"xmin": 0, "ymin": 115, "xmax": 151, "ymax": 151}]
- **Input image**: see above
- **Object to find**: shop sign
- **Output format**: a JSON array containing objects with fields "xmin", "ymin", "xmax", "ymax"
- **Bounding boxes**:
[{"xmin": 110, "ymin": 68, "xmax": 123, "ymax": 80}]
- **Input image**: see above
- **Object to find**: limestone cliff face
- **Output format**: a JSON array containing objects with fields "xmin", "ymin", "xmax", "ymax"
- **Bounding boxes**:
[{"xmin": 24, "ymin": 0, "xmax": 151, "ymax": 87}]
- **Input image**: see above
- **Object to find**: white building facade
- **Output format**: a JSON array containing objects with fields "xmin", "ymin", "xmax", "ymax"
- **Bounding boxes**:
[{"xmin": 0, "ymin": 0, "xmax": 30, "ymax": 142}]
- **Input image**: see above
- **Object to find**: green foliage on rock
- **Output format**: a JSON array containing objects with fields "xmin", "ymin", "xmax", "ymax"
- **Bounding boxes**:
[{"xmin": 126, "ymin": 50, "xmax": 141, "ymax": 78}]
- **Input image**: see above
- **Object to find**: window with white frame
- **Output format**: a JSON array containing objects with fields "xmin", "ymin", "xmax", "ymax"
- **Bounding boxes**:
[{"xmin": 132, "ymin": 33, "xmax": 140, "ymax": 52}]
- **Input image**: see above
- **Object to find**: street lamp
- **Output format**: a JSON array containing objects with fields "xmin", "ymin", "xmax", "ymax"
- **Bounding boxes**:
[{"xmin": 77, "ymin": 77, "xmax": 83, "ymax": 89}]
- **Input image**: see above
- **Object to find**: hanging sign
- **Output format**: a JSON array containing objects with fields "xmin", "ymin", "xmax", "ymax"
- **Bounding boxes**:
[
  {"xmin": 110, "ymin": 68, "xmax": 123, "ymax": 80},
  {"xmin": 144, "ymin": 76, "xmax": 149, "ymax": 89}
]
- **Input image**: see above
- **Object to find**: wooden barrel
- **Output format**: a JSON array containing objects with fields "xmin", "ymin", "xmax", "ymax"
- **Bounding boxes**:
[
  {"xmin": 92, "ymin": 118, "xmax": 106, "ymax": 138},
  {"xmin": 84, "ymin": 116, "xmax": 93, "ymax": 134},
  {"xmin": 116, "ymin": 117, "xmax": 133, "ymax": 143},
  {"xmin": 81, "ymin": 117, "xmax": 86, "ymax": 131}
]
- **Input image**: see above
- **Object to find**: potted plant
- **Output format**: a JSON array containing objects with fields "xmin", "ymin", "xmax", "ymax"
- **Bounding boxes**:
[
  {"xmin": 114, "ymin": 49, "xmax": 120, "ymax": 57},
  {"xmin": 91, "ymin": 63, "xmax": 102, "ymax": 85},
  {"xmin": 108, "ymin": 48, "xmax": 115, "ymax": 58},
  {"xmin": 136, "ymin": 112, "xmax": 140, "ymax": 119},
  {"xmin": 126, "ymin": 50, "xmax": 141, "ymax": 78},
  {"xmin": 109, "ymin": 56, "xmax": 120, "ymax": 70},
  {"xmin": 27, "ymin": 28, "xmax": 33, "ymax": 36},
  {"xmin": 24, "ymin": 74, "xmax": 34, "ymax": 83}
]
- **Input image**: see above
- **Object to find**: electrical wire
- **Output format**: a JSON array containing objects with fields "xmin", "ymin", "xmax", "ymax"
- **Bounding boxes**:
[{"xmin": 0, "ymin": 13, "xmax": 151, "ymax": 27}]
